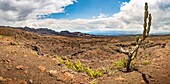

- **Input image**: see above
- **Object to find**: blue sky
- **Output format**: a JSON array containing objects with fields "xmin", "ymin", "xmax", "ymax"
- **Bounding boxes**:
[
  {"xmin": 39, "ymin": 0, "xmax": 130, "ymax": 19},
  {"xmin": 0, "ymin": 0, "xmax": 170, "ymax": 34}
]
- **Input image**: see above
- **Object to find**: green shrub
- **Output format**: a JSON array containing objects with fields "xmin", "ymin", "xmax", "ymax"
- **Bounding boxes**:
[
  {"xmin": 65, "ymin": 57, "xmax": 74, "ymax": 69},
  {"xmin": 101, "ymin": 67, "xmax": 110, "ymax": 74},
  {"xmin": 113, "ymin": 59, "xmax": 126, "ymax": 68},
  {"xmin": 93, "ymin": 69, "xmax": 103, "ymax": 77},
  {"xmin": 144, "ymin": 54, "xmax": 149, "ymax": 58},
  {"xmin": 142, "ymin": 60, "xmax": 151, "ymax": 66},
  {"xmin": 74, "ymin": 60, "xmax": 85, "ymax": 72},
  {"xmin": 58, "ymin": 57, "xmax": 64, "ymax": 65},
  {"xmin": 56, "ymin": 55, "xmax": 59, "ymax": 60},
  {"xmin": 56, "ymin": 56, "xmax": 103, "ymax": 78},
  {"xmin": 89, "ymin": 79, "xmax": 97, "ymax": 84},
  {"xmin": 86, "ymin": 67, "xmax": 94, "ymax": 78},
  {"xmin": 86, "ymin": 67, "xmax": 103, "ymax": 78}
]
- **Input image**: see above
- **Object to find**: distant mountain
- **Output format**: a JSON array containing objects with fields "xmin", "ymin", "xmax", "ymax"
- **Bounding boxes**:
[
  {"xmin": 1, "ymin": 26, "xmax": 169, "ymax": 37},
  {"xmin": 21, "ymin": 27, "xmax": 59, "ymax": 35},
  {"xmin": 88, "ymin": 31, "xmax": 142, "ymax": 36},
  {"xmin": 20, "ymin": 26, "xmax": 94, "ymax": 37},
  {"xmin": 88, "ymin": 30, "xmax": 170, "ymax": 36}
]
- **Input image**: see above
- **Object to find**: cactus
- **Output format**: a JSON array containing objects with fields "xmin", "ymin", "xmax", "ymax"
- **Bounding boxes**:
[
  {"xmin": 142, "ymin": 2, "xmax": 152, "ymax": 41},
  {"xmin": 120, "ymin": 2, "xmax": 152, "ymax": 72}
]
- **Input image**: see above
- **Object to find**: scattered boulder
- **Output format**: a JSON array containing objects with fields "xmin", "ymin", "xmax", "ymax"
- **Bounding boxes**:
[
  {"xmin": 10, "ymin": 42, "xmax": 18, "ymax": 45},
  {"xmin": 31, "ymin": 45, "xmax": 40, "ymax": 52},
  {"xmin": 0, "ymin": 76, "xmax": 4, "ymax": 81},
  {"xmin": 38, "ymin": 66, "xmax": 46, "ymax": 72},
  {"xmin": 160, "ymin": 43, "xmax": 166, "ymax": 48},
  {"xmin": 16, "ymin": 65, "xmax": 24, "ymax": 70},
  {"xmin": 57, "ymin": 71, "xmax": 75, "ymax": 82},
  {"xmin": 0, "ymin": 42, "xmax": 3, "ymax": 45},
  {"xmin": 140, "ymin": 80, "xmax": 146, "ymax": 84},
  {"xmin": 17, "ymin": 80, "xmax": 27, "ymax": 84},
  {"xmin": 48, "ymin": 70, "xmax": 58, "ymax": 77},
  {"xmin": 0, "ymin": 77, "xmax": 12, "ymax": 82},
  {"xmin": 4, "ymin": 59, "xmax": 11, "ymax": 64},
  {"xmin": 115, "ymin": 75, "xmax": 127, "ymax": 81},
  {"xmin": 28, "ymin": 79, "xmax": 33, "ymax": 84}
]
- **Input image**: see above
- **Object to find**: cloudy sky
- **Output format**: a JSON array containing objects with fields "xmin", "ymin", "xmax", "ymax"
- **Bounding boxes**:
[{"xmin": 0, "ymin": 0, "xmax": 170, "ymax": 34}]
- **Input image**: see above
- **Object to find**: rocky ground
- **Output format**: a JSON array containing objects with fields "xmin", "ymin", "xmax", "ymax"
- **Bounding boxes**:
[{"xmin": 0, "ymin": 27, "xmax": 170, "ymax": 84}]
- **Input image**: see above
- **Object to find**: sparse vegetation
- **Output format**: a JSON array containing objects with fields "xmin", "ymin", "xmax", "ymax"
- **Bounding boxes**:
[
  {"xmin": 74, "ymin": 60, "xmax": 85, "ymax": 72},
  {"xmin": 100, "ymin": 67, "xmax": 110, "ymax": 74},
  {"xmin": 93, "ymin": 69, "xmax": 103, "ymax": 77},
  {"xmin": 56, "ymin": 56, "xmax": 103, "ymax": 78},
  {"xmin": 142, "ymin": 60, "xmax": 151, "ymax": 66},
  {"xmin": 86, "ymin": 67, "xmax": 103, "ymax": 78},
  {"xmin": 0, "ymin": 9, "xmax": 169, "ymax": 83},
  {"xmin": 86, "ymin": 67, "xmax": 95, "ymax": 78},
  {"xmin": 65, "ymin": 57, "xmax": 74, "ymax": 69},
  {"xmin": 144, "ymin": 54, "xmax": 149, "ymax": 58},
  {"xmin": 113, "ymin": 59, "xmax": 126, "ymax": 69},
  {"xmin": 130, "ymin": 62, "xmax": 137, "ymax": 68},
  {"xmin": 56, "ymin": 56, "xmax": 65, "ymax": 65},
  {"xmin": 89, "ymin": 79, "xmax": 97, "ymax": 84}
]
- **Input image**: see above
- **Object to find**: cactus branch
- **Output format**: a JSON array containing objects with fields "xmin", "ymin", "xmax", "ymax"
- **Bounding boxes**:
[
  {"xmin": 146, "ymin": 14, "xmax": 152, "ymax": 36},
  {"xmin": 120, "ymin": 47, "xmax": 129, "ymax": 55}
]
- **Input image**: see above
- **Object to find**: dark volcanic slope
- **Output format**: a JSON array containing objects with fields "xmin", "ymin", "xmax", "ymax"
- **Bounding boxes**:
[{"xmin": 0, "ymin": 27, "xmax": 170, "ymax": 84}]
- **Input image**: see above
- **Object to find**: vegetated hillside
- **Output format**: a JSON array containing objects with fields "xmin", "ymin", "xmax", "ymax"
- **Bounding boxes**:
[{"xmin": 0, "ymin": 27, "xmax": 170, "ymax": 84}]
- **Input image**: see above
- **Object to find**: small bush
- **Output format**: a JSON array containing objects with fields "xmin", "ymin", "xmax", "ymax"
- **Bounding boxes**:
[
  {"xmin": 144, "ymin": 54, "xmax": 149, "ymax": 58},
  {"xmin": 93, "ymin": 69, "xmax": 103, "ymax": 77},
  {"xmin": 100, "ymin": 67, "xmax": 110, "ymax": 74},
  {"xmin": 113, "ymin": 59, "xmax": 126, "ymax": 68},
  {"xmin": 58, "ymin": 57, "xmax": 64, "ymax": 65},
  {"xmin": 56, "ymin": 56, "xmax": 103, "ymax": 78},
  {"xmin": 56, "ymin": 55, "xmax": 59, "ymax": 60},
  {"xmin": 142, "ymin": 60, "xmax": 151, "ymax": 66},
  {"xmin": 131, "ymin": 62, "xmax": 138, "ymax": 69},
  {"xmin": 74, "ymin": 60, "xmax": 85, "ymax": 72},
  {"xmin": 89, "ymin": 79, "xmax": 97, "ymax": 84},
  {"xmin": 86, "ymin": 67, "xmax": 95, "ymax": 78},
  {"xmin": 86, "ymin": 67, "xmax": 103, "ymax": 78},
  {"xmin": 65, "ymin": 57, "xmax": 74, "ymax": 69}
]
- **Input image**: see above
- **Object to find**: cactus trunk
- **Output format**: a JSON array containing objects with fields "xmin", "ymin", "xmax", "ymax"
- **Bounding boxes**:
[{"xmin": 124, "ymin": 2, "xmax": 152, "ymax": 72}]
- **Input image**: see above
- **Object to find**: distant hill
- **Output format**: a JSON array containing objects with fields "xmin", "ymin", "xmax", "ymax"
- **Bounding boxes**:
[
  {"xmin": 1, "ymin": 26, "xmax": 169, "ymax": 37},
  {"xmin": 21, "ymin": 26, "xmax": 94, "ymax": 37}
]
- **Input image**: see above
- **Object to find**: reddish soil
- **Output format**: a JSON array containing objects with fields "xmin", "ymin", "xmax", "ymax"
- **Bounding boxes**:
[{"xmin": 0, "ymin": 27, "xmax": 170, "ymax": 84}]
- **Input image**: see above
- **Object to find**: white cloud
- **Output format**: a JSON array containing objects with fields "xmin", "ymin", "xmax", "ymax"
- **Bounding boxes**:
[
  {"xmin": 0, "ymin": 0, "xmax": 77, "ymax": 21},
  {"xmin": 0, "ymin": 0, "xmax": 170, "ymax": 34},
  {"xmin": 92, "ymin": 13, "xmax": 108, "ymax": 19},
  {"xmin": 97, "ymin": 13, "xmax": 108, "ymax": 18},
  {"xmin": 113, "ymin": 0, "xmax": 170, "ymax": 33}
]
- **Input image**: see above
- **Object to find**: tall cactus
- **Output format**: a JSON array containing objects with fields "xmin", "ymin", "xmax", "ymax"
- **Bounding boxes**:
[
  {"xmin": 120, "ymin": 2, "xmax": 152, "ymax": 72},
  {"xmin": 142, "ymin": 2, "xmax": 152, "ymax": 41}
]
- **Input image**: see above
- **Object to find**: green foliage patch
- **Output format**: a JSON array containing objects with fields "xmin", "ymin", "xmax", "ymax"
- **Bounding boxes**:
[
  {"xmin": 113, "ymin": 59, "xmax": 126, "ymax": 69},
  {"xmin": 56, "ymin": 55, "xmax": 103, "ymax": 78},
  {"xmin": 142, "ymin": 60, "xmax": 151, "ymax": 66},
  {"xmin": 74, "ymin": 60, "xmax": 85, "ymax": 72}
]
